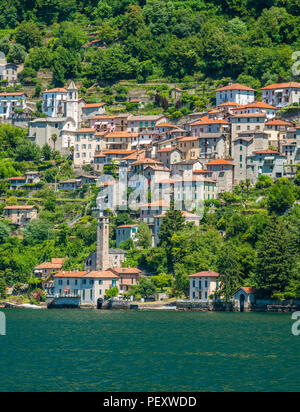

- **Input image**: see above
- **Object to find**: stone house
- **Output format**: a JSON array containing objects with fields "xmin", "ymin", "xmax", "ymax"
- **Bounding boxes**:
[
  {"xmin": 205, "ymin": 159, "xmax": 234, "ymax": 194},
  {"xmin": 264, "ymin": 119, "xmax": 293, "ymax": 151},
  {"xmin": 156, "ymin": 147, "xmax": 182, "ymax": 168},
  {"xmin": 233, "ymin": 132, "xmax": 269, "ymax": 183},
  {"xmin": 246, "ymin": 149, "xmax": 287, "ymax": 183},
  {"xmin": 84, "ymin": 249, "xmax": 127, "ymax": 272},
  {"xmin": 230, "ymin": 113, "xmax": 266, "ymax": 141},
  {"xmin": 4, "ymin": 205, "xmax": 38, "ymax": 228},
  {"xmin": 178, "ymin": 136, "xmax": 200, "ymax": 160}
]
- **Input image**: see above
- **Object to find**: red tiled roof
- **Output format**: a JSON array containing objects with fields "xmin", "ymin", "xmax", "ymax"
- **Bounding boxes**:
[
  {"xmin": 0, "ymin": 92, "xmax": 26, "ymax": 97},
  {"xmin": 193, "ymin": 170, "xmax": 209, "ymax": 174},
  {"xmin": 131, "ymin": 158, "xmax": 162, "ymax": 166},
  {"xmin": 178, "ymin": 136, "xmax": 199, "ymax": 142},
  {"xmin": 191, "ymin": 119, "xmax": 230, "ymax": 126},
  {"xmin": 104, "ymin": 150, "xmax": 136, "ymax": 156},
  {"xmin": 231, "ymin": 113, "xmax": 266, "ymax": 118},
  {"xmin": 240, "ymin": 287, "xmax": 257, "ymax": 294},
  {"xmin": 35, "ymin": 262, "xmax": 63, "ymax": 270},
  {"xmin": 117, "ymin": 225, "xmax": 137, "ymax": 229},
  {"xmin": 92, "ymin": 116, "xmax": 115, "ymax": 120},
  {"xmin": 111, "ymin": 268, "xmax": 142, "ymax": 275},
  {"xmin": 157, "ymin": 123, "xmax": 179, "ymax": 129},
  {"xmin": 85, "ymin": 271, "xmax": 119, "ymax": 279},
  {"xmin": 206, "ymin": 159, "xmax": 234, "ymax": 166},
  {"xmin": 106, "ymin": 132, "xmax": 139, "ymax": 138},
  {"xmin": 189, "ymin": 271, "xmax": 220, "ymax": 278},
  {"xmin": 42, "ymin": 88, "xmax": 67, "ymax": 94},
  {"xmin": 76, "ymin": 128, "xmax": 96, "ymax": 133},
  {"xmin": 216, "ymin": 83, "xmax": 256, "ymax": 92},
  {"xmin": 218, "ymin": 102, "xmax": 241, "ymax": 107},
  {"xmin": 9, "ymin": 176, "xmax": 26, "ymax": 181},
  {"xmin": 157, "ymin": 147, "xmax": 180, "ymax": 153},
  {"xmin": 145, "ymin": 165, "xmax": 170, "ymax": 172},
  {"xmin": 51, "ymin": 258, "xmax": 65, "ymax": 264},
  {"xmin": 4, "ymin": 205, "xmax": 36, "ymax": 210},
  {"xmin": 140, "ymin": 200, "xmax": 170, "ymax": 208},
  {"xmin": 83, "ymin": 103, "xmax": 106, "ymax": 109},
  {"xmin": 253, "ymin": 149, "xmax": 280, "ymax": 155},
  {"xmin": 243, "ymin": 102, "xmax": 277, "ymax": 110},
  {"xmin": 262, "ymin": 82, "xmax": 300, "ymax": 90},
  {"xmin": 54, "ymin": 271, "xmax": 87, "ymax": 278},
  {"xmin": 265, "ymin": 119, "xmax": 292, "ymax": 126}
]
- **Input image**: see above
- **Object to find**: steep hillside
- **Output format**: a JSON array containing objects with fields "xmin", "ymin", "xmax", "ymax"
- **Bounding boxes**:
[{"xmin": 0, "ymin": 0, "xmax": 299, "ymax": 91}]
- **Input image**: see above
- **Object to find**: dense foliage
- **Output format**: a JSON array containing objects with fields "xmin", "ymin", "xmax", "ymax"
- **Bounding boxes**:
[{"xmin": 0, "ymin": 1, "xmax": 299, "ymax": 86}]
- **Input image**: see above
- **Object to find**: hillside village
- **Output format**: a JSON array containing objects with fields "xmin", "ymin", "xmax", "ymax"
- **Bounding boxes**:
[
  {"xmin": 0, "ymin": 0, "xmax": 300, "ymax": 308},
  {"xmin": 0, "ymin": 76, "xmax": 299, "ymax": 308}
]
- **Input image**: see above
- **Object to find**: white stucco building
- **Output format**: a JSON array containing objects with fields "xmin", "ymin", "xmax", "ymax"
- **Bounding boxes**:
[
  {"xmin": 189, "ymin": 271, "xmax": 221, "ymax": 301},
  {"xmin": 215, "ymin": 83, "xmax": 256, "ymax": 106}
]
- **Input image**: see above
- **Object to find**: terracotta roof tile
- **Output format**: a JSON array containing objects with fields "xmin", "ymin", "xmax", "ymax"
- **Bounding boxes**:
[
  {"xmin": 216, "ymin": 83, "xmax": 256, "ymax": 92},
  {"xmin": 206, "ymin": 159, "xmax": 234, "ymax": 166},
  {"xmin": 262, "ymin": 82, "xmax": 300, "ymax": 90},
  {"xmin": 189, "ymin": 271, "xmax": 220, "ymax": 278}
]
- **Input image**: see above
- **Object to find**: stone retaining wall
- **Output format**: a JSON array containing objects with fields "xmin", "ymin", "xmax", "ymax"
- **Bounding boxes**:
[
  {"xmin": 176, "ymin": 300, "xmax": 233, "ymax": 312},
  {"xmin": 177, "ymin": 299, "xmax": 300, "ymax": 313}
]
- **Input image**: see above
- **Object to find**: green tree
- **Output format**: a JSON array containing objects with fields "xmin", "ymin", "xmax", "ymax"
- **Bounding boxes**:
[
  {"xmin": 159, "ymin": 205, "xmax": 185, "ymax": 271},
  {"xmin": 42, "ymin": 144, "xmax": 52, "ymax": 161},
  {"xmin": 8, "ymin": 43, "xmax": 26, "ymax": 63},
  {"xmin": 51, "ymin": 134, "xmax": 58, "ymax": 152},
  {"xmin": 23, "ymin": 219, "xmax": 53, "ymax": 246},
  {"xmin": 137, "ymin": 222, "xmax": 152, "ymax": 249},
  {"xmin": 0, "ymin": 36, "xmax": 10, "ymax": 55},
  {"xmin": 255, "ymin": 215, "xmax": 297, "ymax": 298},
  {"xmin": 15, "ymin": 22, "xmax": 42, "ymax": 51},
  {"xmin": 105, "ymin": 286, "xmax": 119, "ymax": 299},
  {"xmin": 0, "ymin": 278, "xmax": 6, "ymax": 298},
  {"xmin": 151, "ymin": 273, "xmax": 173, "ymax": 290},
  {"xmin": 136, "ymin": 277, "xmax": 157, "ymax": 299},
  {"xmin": 267, "ymin": 178, "xmax": 295, "ymax": 215},
  {"xmin": 0, "ymin": 221, "xmax": 10, "ymax": 244}
]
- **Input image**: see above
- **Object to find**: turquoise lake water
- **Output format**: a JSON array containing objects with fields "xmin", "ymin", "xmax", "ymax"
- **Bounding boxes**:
[{"xmin": 0, "ymin": 309, "xmax": 299, "ymax": 392}]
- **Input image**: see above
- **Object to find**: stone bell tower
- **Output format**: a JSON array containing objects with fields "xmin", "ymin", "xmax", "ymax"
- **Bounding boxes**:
[{"xmin": 96, "ymin": 210, "xmax": 110, "ymax": 271}]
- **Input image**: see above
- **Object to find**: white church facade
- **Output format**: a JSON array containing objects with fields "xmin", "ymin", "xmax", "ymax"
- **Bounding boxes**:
[{"xmin": 29, "ymin": 81, "xmax": 84, "ymax": 153}]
